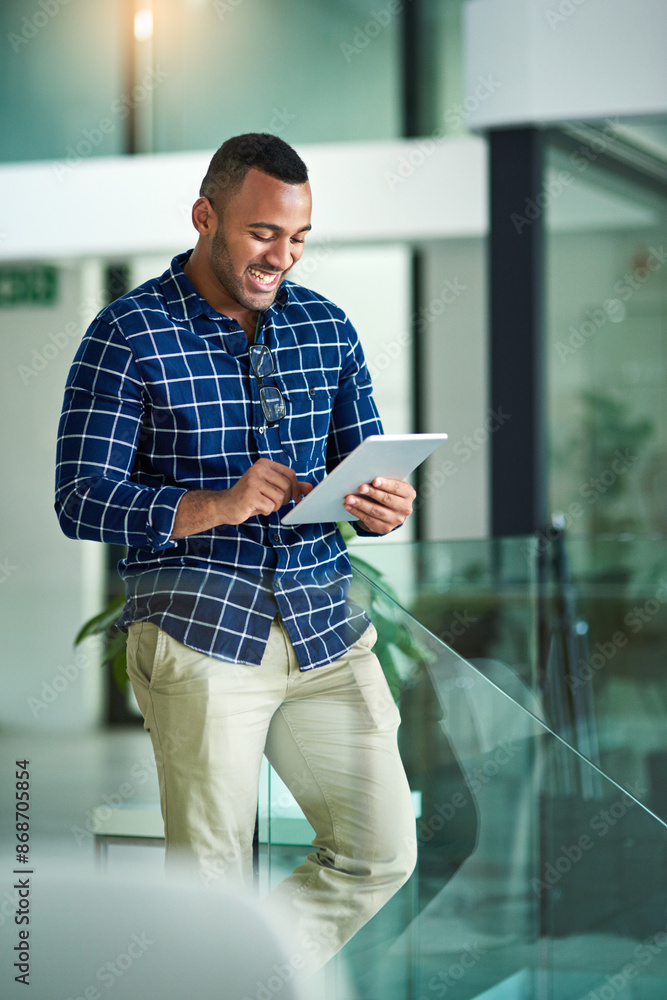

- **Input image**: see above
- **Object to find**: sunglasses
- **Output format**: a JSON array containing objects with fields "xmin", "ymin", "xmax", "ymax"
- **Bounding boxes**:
[{"xmin": 248, "ymin": 344, "xmax": 286, "ymax": 426}]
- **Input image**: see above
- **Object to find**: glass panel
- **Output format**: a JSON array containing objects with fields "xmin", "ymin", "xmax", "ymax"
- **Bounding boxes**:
[
  {"xmin": 151, "ymin": 0, "xmax": 401, "ymax": 150},
  {"xmin": 261, "ymin": 564, "xmax": 667, "ymax": 998},
  {"xmin": 422, "ymin": 0, "xmax": 469, "ymax": 137},
  {"xmin": 350, "ymin": 536, "xmax": 667, "ymax": 807},
  {"xmin": 545, "ymin": 140, "xmax": 667, "ymax": 538},
  {"xmin": 0, "ymin": 1, "xmax": 124, "ymax": 164},
  {"xmin": 0, "ymin": 0, "xmax": 474, "ymax": 165},
  {"xmin": 546, "ymin": 535, "xmax": 667, "ymax": 825},
  {"xmin": 347, "ymin": 537, "xmax": 540, "ymax": 697}
]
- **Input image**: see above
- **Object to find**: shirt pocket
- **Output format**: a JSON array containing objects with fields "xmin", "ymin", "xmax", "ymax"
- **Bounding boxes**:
[{"xmin": 276, "ymin": 372, "xmax": 335, "ymax": 471}]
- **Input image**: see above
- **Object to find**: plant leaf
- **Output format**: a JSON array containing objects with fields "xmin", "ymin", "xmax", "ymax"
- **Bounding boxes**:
[{"xmin": 74, "ymin": 594, "xmax": 126, "ymax": 645}]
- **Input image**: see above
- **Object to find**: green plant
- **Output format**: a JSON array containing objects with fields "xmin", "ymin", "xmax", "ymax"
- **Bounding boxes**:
[
  {"xmin": 74, "ymin": 593, "xmax": 128, "ymax": 693},
  {"xmin": 341, "ymin": 526, "xmax": 429, "ymax": 698},
  {"xmin": 555, "ymin": 389, "xmax": 654, "ymax": 534}
]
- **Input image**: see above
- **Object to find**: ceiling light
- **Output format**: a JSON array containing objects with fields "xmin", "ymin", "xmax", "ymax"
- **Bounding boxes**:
[{"xmin": 134, "ymin": 8, "xmax": 153, "ymax": 41}]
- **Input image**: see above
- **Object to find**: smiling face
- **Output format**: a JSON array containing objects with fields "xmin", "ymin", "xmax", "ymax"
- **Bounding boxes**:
[{"xmin": 207, "ymin": 168, "xmax": 312, "ymax": 316}]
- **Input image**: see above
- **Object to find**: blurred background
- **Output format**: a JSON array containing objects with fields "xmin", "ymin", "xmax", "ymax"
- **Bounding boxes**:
[{"xmin": 0, "ymin": 2, "xmax": 666, "ymax": 997}]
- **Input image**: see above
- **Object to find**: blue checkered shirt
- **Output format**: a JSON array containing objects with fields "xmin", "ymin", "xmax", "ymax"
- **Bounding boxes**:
[{"xmin": 55, "ymin": 252, "xmax": 384, "ymax": 669}]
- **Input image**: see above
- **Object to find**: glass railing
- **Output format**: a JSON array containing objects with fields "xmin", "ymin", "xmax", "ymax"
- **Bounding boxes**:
[
  {"xmin": 344, "ymin": 535, "xmax": 667, "ymax": 818},
  {"xmin": 260, "ymin": 542, "xmax": 667, "ymax": 999}
]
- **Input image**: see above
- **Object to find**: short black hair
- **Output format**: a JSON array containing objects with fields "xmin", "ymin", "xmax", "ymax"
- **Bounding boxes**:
[{"xmin": 199, "ymin": 133, "xmax": 309, "ymax": 210}]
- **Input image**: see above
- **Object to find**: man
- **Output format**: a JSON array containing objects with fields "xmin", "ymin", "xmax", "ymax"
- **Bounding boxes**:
[{"xmin": 55, "ymin": 133, "xmax": 417, "ymax": 971}]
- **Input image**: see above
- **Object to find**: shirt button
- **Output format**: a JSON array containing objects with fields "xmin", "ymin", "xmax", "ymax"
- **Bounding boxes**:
[
  {"xmin": 272, "ymin": 533, "xmax": 280, "ymax": 543},
  {"xmin": 258, "ymin": 426, "xmax": 265, "ymax": 435},
  {"xmin": 308, "ymin": 387, "xmax": 316, "ymax": 396}
]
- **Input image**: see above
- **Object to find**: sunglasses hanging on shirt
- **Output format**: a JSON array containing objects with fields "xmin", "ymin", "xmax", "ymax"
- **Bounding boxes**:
[{"xmin": 249, "ymin": 312, "xmax": 286, "ymax": 426}]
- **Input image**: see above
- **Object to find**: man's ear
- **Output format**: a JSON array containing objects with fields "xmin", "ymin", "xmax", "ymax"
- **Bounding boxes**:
[{"xmin": 191, "ymin": 197, "xmax": 218, "ymax": 237}]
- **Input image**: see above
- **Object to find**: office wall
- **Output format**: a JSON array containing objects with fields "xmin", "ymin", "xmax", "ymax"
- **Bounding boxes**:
[
  {"xmin": 465, "ymin": 0, "xmax": 667, "ymax": 128},
  {"xmin": 0, "ymin": 262, "xmax": 105, "ymax": 731},
  {"xmin": 421, "ymin": 237, "xmax": 489, "ymax": 540}
]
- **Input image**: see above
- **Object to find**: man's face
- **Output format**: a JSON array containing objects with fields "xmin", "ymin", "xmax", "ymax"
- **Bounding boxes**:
[{"xmin": 208, "ymin": 168, "xmax": 312, "ymax": 313}]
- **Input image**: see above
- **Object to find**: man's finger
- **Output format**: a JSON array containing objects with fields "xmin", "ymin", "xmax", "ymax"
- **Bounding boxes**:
[
  {"xmin": 356, "ymin": 485, "xmax": 414, "ymax": 514},
  {"xmin": 250, "ymin": 463, "xmax": 296, "ymax": 494},
  {"xmin": 359, "ymin": 477, "xmax": 415, "ymax": 501},
  {"xmin": 294, "ymin": 481, "xmax": 314, "ymax": 501},
  {"xmin": 345, "ymin": 495, "xmax": 394, "ymax": 522}
]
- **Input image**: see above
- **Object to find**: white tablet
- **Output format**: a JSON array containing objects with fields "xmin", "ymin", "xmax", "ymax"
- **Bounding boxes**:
[{"xmin": 281, "ymin": 433, "xmax": 448, "ymax": 526}]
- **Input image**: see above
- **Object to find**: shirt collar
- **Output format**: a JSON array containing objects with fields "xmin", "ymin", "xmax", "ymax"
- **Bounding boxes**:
[{"xmin": 160, "ymin": 251, "xmax": 291, "ymax": 322}]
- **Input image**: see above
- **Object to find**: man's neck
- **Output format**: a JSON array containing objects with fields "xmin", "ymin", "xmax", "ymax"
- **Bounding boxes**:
[
  {"xmin": 231, "ymin": 309, "xmax": 260, "ymax": 344},
  {"xmin": 183, "ymin": 250, "xmax": 258, "ymax": 341}
]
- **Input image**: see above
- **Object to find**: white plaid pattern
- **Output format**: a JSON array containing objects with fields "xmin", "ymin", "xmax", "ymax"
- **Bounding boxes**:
[{"xmin": 55, "ymin": 253, "xmax": 383, "ymax": 669}]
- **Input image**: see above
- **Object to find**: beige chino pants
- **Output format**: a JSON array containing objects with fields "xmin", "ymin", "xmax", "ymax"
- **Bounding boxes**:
[{"xmin": 126, "ymin": 616, "xmax": 417, "ymax": 973}]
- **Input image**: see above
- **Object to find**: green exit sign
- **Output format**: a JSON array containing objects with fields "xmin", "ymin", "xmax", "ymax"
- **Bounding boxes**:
[{"xmin": 0, "ymin": 266, "xmax": 58, "ymax": 307}]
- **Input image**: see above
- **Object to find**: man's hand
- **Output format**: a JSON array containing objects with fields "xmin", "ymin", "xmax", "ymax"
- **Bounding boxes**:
[
  {"xmin": 172, "ymin": 459, "xmax": 312, "ymax": 537},
  {"xmin": 220, "ymin": 459, "xmax": 313, "ymax": 524},
  {"xmin": 343, "ymin": 477, "xmax": 415, "ymax": 535}
]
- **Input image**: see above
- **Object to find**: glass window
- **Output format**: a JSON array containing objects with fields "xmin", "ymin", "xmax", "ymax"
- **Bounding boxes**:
[
  {"xmin": 545, "ymin": 140, "xmax": 667, "ymax": 537},
  {"xmin": 0, "ymin": 1, "xmax": 123, "ymax": 164},
  {"xmin": 151, "ymin": 0, "xmax": 401, "ymax": 150}
]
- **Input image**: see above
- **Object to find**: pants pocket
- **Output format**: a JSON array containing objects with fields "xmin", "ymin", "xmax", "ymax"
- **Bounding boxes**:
[
  {"xmin": 127, "ymin": 622, "xmax": 163, "ymax": 683},
  {"xmin": 126, "ymin": 622, "xmax": 164, "ymax": 726},
  {"xmin": 355, "ymin": 622, "xmax": 378, "ymax": 651},
  {"xmin": 349, "ymin": 633, "xmax": 401, "ymax": 733}
]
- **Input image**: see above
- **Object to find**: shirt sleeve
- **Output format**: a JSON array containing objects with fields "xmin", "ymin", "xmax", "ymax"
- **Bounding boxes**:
[
  {"xmin": 327, "ymin": 314, "xmax": 386, "ymax": 538},
  {"xmin": 54, "ymin": 317, "xmax": 186, "ymax": 551}
]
